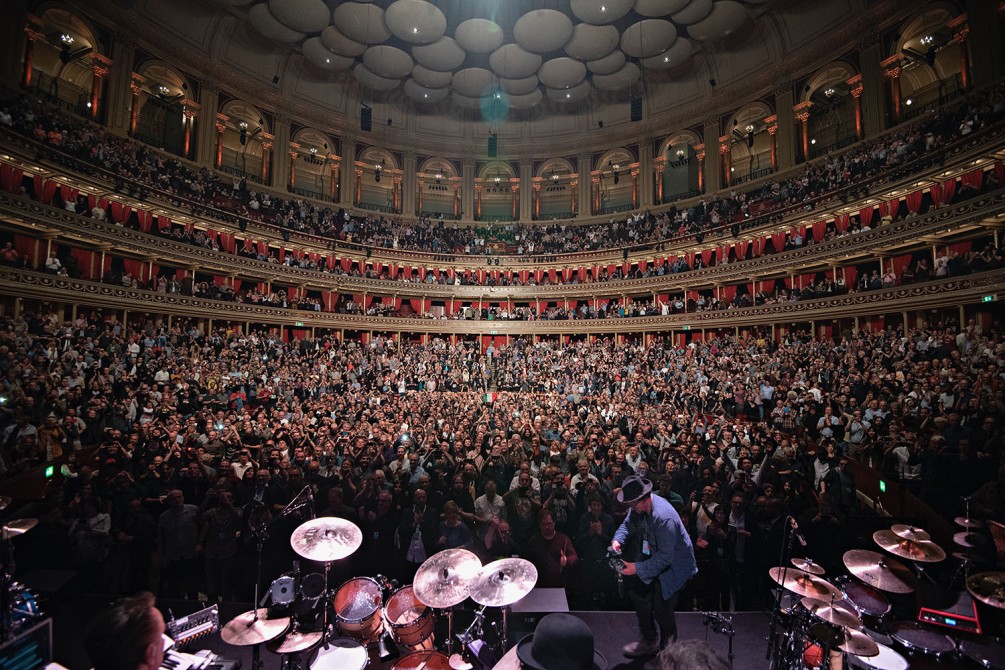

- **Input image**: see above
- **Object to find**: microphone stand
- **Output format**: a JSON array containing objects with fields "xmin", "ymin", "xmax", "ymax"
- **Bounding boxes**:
[{"xmin": 766, "ymin": 515, "xmax": 799, "ymax": 670}]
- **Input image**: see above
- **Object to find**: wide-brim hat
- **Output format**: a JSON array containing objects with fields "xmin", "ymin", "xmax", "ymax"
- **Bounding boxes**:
[
  {"xmin": 617, "ymin": 475, "xmax": 654, "ymax": 504},
  {"xmin": 516, "ymin": 613, "xmax": 607, "ymax": 670}
]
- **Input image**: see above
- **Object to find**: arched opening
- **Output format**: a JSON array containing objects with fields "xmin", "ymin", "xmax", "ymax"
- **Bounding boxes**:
[
  {"xmin": 290, "ymin": 128, "xmax": 337, "ymax": 201},
  {"xmin": 595, "ymin": 149, "xmax": 637, "ymax": 215},
  {"xmin": 133, "ymin": 61, "xmax": 192, "ymax": 158},
  {"xmin": 28, "ymin": 8, "xmax": 102, "ymax": 117},
  {"xmin": 802, "ymin": 62, "xmax": 858, "ymax": 159},
  {"xmin": 475, "ymin": 162, "xmax": 518, "ymax": 222},
  {"xmin": 357, "ymin": 147, "xmax": 399, "ymax": 214},
  {"xmin": 535, "ymin": 158, "xmax": 577, "ymax": 220},
  {"xmin": 895, "ymin": 5, "xmax": 966, "ymax": 119},
  {"xmin": 657, "ymin": 131, "xmax": 702, "ymax": 203},
  {"xmin": 219, "ymin": 100, "xmax": 269, "ymax": 184},
  {"xmin": 725, "ymin": 102, "xmax": 774, "ymax": 184},
  {"xmin": 417, "ymin": 157, "xmax": 459, "ymax": 219}
]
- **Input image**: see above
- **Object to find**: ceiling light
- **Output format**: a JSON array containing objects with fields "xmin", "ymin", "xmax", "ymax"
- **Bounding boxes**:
[
  {"xmin": 435, "ymin": 173, "xmax": 443, "ymax": 180},
  {"xmin": 824, "ymin": 87, "xmax": 835, "ymax": 97},
  {"xmin": 158, "ymin": 85, "xmax": 170, "ymax": 96},
  {"xmin": 745, "ymin": 124, "xmax": 754, "ymax": 133},
  {"xmin": 905, "ymin": 98, "xmax": 913, "ymax": 106},
  {"xmin": 310, "ymin": 147, "xmax": 318, "ymax": 155},
  {"xmin": 494, "ymin": 177, "xmax": 501, "ymax": 183},
  {"xmin": 551, "ymin": 174, "xmax": 560, "ymax": 181},
  {"xmin": 920, "ymin": 35, "xmax": 934, "ymax": 45},
  {"xmin": 423, "ymin": 93, "xmax": 428, "ymax": 99},
  {"xmin": 730, "ymin": 167, "xmax": 735, "ymax": 172},
  {"xmin": 238, "ymin": 121, "xmax": 248, "ymax": 130},
  {"xmin": 664, "ymin": 56, "xmax": 670, "ymax": 63},
  {"xmin": 600, "ymin": 5, "xmax": 607, "ymax": 11},
  {"xmin": 325, "ymin": 58, "xmax": 330, "ymax": 64},
  {"xmin": 810, "ymin": 138, "xmax": 816, "ymax": 145},
  {"xmin": 566, "ymin": 93, "xmax": 570, "ymax": 98},
  {"xmin": 676, "ymin": 149, "xmax": 685, "ymax": 158},
  {"xmin": 412, "ymin": 27, "xmax": 419, "ymax": 34},
  {"xmin": 60, "ymin": 34, "xmax": 74, "ymax": 45}
]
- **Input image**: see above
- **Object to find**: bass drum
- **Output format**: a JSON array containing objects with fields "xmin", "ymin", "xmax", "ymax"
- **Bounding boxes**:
[
  {"xmin": 845, "ymin": 642, "xmax": 909, "ymax": 670},
  {"xmin": 392, "ymin": 651, "xmax": 453, "ymax": 670},
  {"xmin": 311, "ymin": 637, "xmax": 369, "ymax": 670}
]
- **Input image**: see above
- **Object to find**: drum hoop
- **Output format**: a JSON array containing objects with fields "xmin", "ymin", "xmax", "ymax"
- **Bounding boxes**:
[
  {"xmin": 384, "ymin": 587, "xmax": 429, "ymax": 630},
  {"xmin": 335, "ymin": 577, "xmax": 382, "ymax": 625},
  {"xmin": 890, "ymin": 626, "xmax": 954, "ymax": 655}
]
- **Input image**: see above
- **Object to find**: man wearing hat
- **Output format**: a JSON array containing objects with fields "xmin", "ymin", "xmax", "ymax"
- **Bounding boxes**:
[{"xmin": 611, "ymin": 475, "xmax": 697, "ymax": 658}]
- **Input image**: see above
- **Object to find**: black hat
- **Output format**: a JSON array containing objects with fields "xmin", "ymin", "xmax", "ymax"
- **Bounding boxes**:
[
  {"xmin": 515, "ymin": 613, "xmax": 607, "ymax": 670},
  {"xmin": 617, "ymin": 475, "xmax": 654, "ymax": 504}
]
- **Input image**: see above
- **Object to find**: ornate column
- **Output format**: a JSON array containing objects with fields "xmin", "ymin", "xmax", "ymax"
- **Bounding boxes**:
[
  {"xmin": 859, "ymin": 37, "xmax": 886, "ymax": 135},
  {"xmin": 417, "ymin": 179, "xmax": 424, "ymax": 214},
  {"xmin": 718, "ymin": 137, "xmax": 732, "ymax": 188},
  {"xmin": 197, "ymin": 85, "xmax": 220, "ymax": 166},
  {"xmin": 638, "ymin": 138, "xmax": 653, "ymax": 207},
  {"xmin": 288, "ymin": 143, "xmax": 300, "ymax": 188},
  {"xmin": 461, "ymin": 161, "xmax": 475, "ymax": 222},
  {"xmin": 693, "ymin": 144, "xmax": 705, "ymax": 193},
  {"xmin": 764, "ymin": 116, "xmax": 778, "ymax": 171},
  {"xmin": 129, "ymin": 73, "xmax": 145, "ymax": 136},
  {"xmin": 453, "ymin": 180, "xmax": 460, "ymax": 219},
  {"xmin": 391, "ymin": 175, "xmax": 400, "ymax": 213},
  {"xmin": 630, "ymin": 169, "xmax": 639, "ymax": 208},
  {"xmin": 773, "ymin": 83, "xmax": 796, "ymax": 170},
  {"xmin": 214, "ymin": 115, "xmax": 228, "ymax": 168},
  {"xmin": 847, "ymin": 75, "xmax": 864, "ymax": 139},
  {"xmin": 533, "ymin": 181, "xmax": 541, "ymax": 219},
  {"xmin": 653, "ymin": 156, "xmax": 665, "ymax": 204},
  {"xmin": 577, "ymin": 150, "xmax": 592, "ymax": 215},
  {"xmin": 340, "ymin": 136, "xmax": 357, "ymax": 208},
  {"xmin": 570, "ymin": 178, "xmax": 577, "ymax": 216},
  {"xmin": 259, "ymin": 134, "xmax": 273, "ymax": 184},
  {"xmin": 591, "ymin": 174, "xmax": 601, "ymax": 214},
  {"xmin": 181, "ymin": 99, "xmax": 200, "ymax": 159},
  {"xmin": 402, "ymin": 150, "xmax": 416, "ymax": 215},
  {"xmin": 512, "ymin": 182, "xmax": 520, "ymax": 220},
  {"xmin": 271, "ymin": 114, "xmax": 291, "ymax": 190},
  {"xmin": 882, "ymin": 57, "xmax": 902, "ymax": 124},
  {"xmin": 793, "ymin": 101, "xmax": 812, "ymax": 161},
  {"xmin": 329, "ymin": 156, "xmax": 340, "ymax": 202},
  {"xmin": 89, "ymin": 54, "xmax": 112, "ymax": 120},
  {"xmin": 701, "ymin": 117, "xmax": 720, "ymax": 192},
  {"xmin": 518, "ymin": 161, "xmax": 532, "ymax": 221},
  {"xmin": 355, "ymin": 167, "xmax": 362, "ymax": 207},
  {"xmin": 21, "ymin": 16, "xmax": 43, "ymax": 89},
  {"xmin": 475, "ymin": 184, "xmax": 483, "ymax": 219},
  {"xmin": 105, "ymin": 37, "xmax": 135, "ymax": 134}
]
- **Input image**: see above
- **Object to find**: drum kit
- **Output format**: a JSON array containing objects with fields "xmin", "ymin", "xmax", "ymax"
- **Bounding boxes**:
[
  {"xmin": 0, "ymin": 509, "xmax": 43, "ymax": 644},
  {"xmin": 220, "ymin": 514, "xmax": 539, "ymax": 670},
  {"xmin": 768, "ymin": 517, "xmax": 1005, "ymax": 670}
]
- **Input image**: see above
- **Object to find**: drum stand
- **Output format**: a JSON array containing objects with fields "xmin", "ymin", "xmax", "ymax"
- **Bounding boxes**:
[
  {"xmin": 249, "ymin": 525, "xmax": 269, "ymax": 670},
  {"xmin": 767, "ymin": 516, "xmax": 800, "ymax": 670}
]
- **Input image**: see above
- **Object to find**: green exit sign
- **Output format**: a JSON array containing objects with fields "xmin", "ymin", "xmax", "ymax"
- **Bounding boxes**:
[
  {"xmin": 45, "ymin": 465, "xmax": 54, "ymax": 478},
  {"xmin": 879, "ymin": 480, "xmax": 886, "ymax": 493},
  {"xmin": 295, "ymin": 322, "xmax": 304, "ymax": 327},
  {"xmin": 490, "ymin": 330, "xmax": 498, "ymax": 335},
  {"xmin": 682, "ymin": 326, "xmax": 691, "ymax": 331},
  {"xmin": 983, "ymin": 295, "xmax": 996, "ymax": 303}
]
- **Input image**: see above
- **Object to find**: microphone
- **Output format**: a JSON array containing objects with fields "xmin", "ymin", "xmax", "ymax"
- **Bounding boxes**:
[{"xmin": 790, "ymin": 518, "xmax": 807, "ymax": 547}]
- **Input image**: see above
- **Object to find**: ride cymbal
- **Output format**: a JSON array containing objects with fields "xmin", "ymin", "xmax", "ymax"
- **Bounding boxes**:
[
  {"xmin": 414, "ymin": 548, "xmax": 482, "ymax": 608},
  {"xmin": 843, "ymin": 550, "xmax": 914, "ymax": 594},
  {"xmin": 873, "ymin": 530, "xmax": 945, "ymax": 563},
  {"xmin": 221, "ymin": 609, "xmax": 290, "ymax": 646},
  {"xmin": 791, "ymin": 557, "xmax": 825, "ymax": 576},
  {"xmin": 290, "ymin": 516, "xmax": 362, "ymax": 562},
  {"xmin": 890, "ymin": 524, "xmax": 930, "ymax": 542},
  {"xmin": 967, "ymin": 571, "xmax": 1005, "ymax": 610}
]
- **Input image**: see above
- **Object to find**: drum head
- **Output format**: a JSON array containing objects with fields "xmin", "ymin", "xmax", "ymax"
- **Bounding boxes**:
[
  {"xmin": 392, "ymin": 651, "xmax": 452, "ymax": 670},
  {"xmin": 386, "ymin": 586, "xmax": 425, "ymax": 624},
  {"xmin": 311, "ymin": 637, "xmax": 369, "ymax": 670},
  {"xmin": 302, "ymin": 572, "xmax": 326, "ymax": 600},
  {"xmin": 962, "ymin": 639, "xmax": 1005, "ymax": 670},
  {"xmin": 889, "ymin": 622, "xmax": 955, "ymax": 656},
  {"xmin": 846, "ymin": 643, "xmax": 908, "ymax": 670},
  {"xmin": 335, "ymin": 577, "xmax": 382, "ymax": 622},
  {"xmin": 271, "ymin": 575, "xmax": 296, "ymax": 605}
]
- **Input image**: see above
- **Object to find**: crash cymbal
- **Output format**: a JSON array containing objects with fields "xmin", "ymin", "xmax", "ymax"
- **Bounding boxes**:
[
  {"xmin": 956, "ymin": 516, "xmax": 984, "ymax": 530},
  {"xmin": 826, "ymin": 628, "xmax": 880, "ymax": 657},
  {"xmin": 954, "ymin": 532, "xmax": 986, "ymax": 549},
  {"xmin": 873, "ymin": 530, "xmax": 946, "ymax": 563},
  {"xmin": 414, "ymin": 548, "xmax": 483, "ymax": 608},
  {"xmin": 768, "ymin": 567, "xmax": 842, "ymax": 601},
  {"xmin": 221, "ymin": 609, "xmax": 290, "ymax": 646},
  {"xmin": 967, "ymin": 571, "xmax": 1005, "ymax": 610},
  {"xmin": 290, "ymin": 517, "xmax": 362, "ymax": 563},
  {"xmin": 801, "ymin": 597, "xmax": 861, "ymax": 629},
  {"xmin": 843, "ymin": 550, "xmax": 914, "ymax": 594},
  {"xmin": 1, "ymin": 518, "xmax": 38, "ymax": 537},
  {"xmin": 266, "ymin": 629, "xmax": 323, "ymax": 654},
  {"xmin": 891, "ymin": 524, "xmax": 930, "ymax": 542},
  {"xmin": 469, "ymin": 558, "xmax": 538, "ymax": 607},
  {"xmin": 791, "ymin": 557, "xmax": 825, "ymax": 576}
]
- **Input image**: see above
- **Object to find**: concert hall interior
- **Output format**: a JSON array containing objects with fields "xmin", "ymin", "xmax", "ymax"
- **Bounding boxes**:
[{"xmin": 0, "ymin": 0, "xmax": 1003, "ymax": 668}]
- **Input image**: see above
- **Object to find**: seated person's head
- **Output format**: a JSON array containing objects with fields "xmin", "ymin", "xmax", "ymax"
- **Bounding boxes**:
[{"xmin": 85, "ymin": 592, "xmax": 165, "ymax": 670}]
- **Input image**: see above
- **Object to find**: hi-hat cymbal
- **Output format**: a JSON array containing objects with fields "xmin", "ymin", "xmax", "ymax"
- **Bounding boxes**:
[
  {"xmin": 954, "ymin": 532, "xmax": 986, "ymax": 549},
  {"xmin": 891, "ymin": 524, "xmax": 930, "ymax": 542},
  {"xmin": 768, "ymin": 567, "xmax": 841, "ymax": 601},
  {"xmin": 843, "ymin": 550, "xmax": 914, "ymax": 594},
  {"xmin": 221, "ymin": 609, "xmax": 290, "ymax": 646},
  {"xmin": 956, "ymin": 516, "xmax": 984, "ymax": 530},
  {"xmin": 469, "ymin": 558, "xmax": 538, "ymax": 607},
  {"xmin": 1, "ymin": 518, "xmax": 38, "ymax": 537},
  {"xmin": 414, "ymin": 548, "xmax": 483, "ymax": 608},
  {"xmin": 801, "ymin": 597, "xmax": 861, "ymax": 629},
  {"xmin": 814, "ymin": 626, "xmax": 880, "ymax": 657},
  {"xmin": 266, "ymin": 629, "xmax": 323, "ymax": 654},
  {"xmin": 290, "ymin": 517, "xmax": 362, "ymax": 563},
  {"xmin": 967, "ymin": 571, "xmax": 1005, "ymax": 610},
  {"xmin": 873, "ymin": 530, "xmax": 946, "ymax": 563},
  {"xmin": 791, "ymin": 557, "xmax": 825, "ymax": 576}
]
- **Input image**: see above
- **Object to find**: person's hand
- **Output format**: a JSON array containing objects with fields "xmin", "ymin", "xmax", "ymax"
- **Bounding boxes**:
[
  {"xmin": 591, "ymin": 520, "xmax": 602, "ymax": 535},
  {"xmin": 611, "ymin": 540, "xmax": 621, "ymax": 553},
  {"xmin": 696, "ymin": 537, "xmax": 709, "ymax": 549},
  {"xmin": 559, "ymin": 549, "xmax": 567, "ymax": 568},
  {"xmin": 439, "ymin": 536, "xmax": 447, "ymax": 546},
  {"xmin": 619, "ymin": 561, "xmax": 636, "ymax": 576}
]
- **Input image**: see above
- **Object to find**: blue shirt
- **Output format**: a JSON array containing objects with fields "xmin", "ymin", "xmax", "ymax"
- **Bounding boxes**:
[{"xmin": 614, "ymin": 494, "xmax": 697, "ymax": 597}]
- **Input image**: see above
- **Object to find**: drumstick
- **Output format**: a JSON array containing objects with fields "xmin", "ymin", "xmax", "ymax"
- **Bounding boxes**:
[{"xmin": 415, "ymin": 651, "xmax": 434, "ymax": 669}]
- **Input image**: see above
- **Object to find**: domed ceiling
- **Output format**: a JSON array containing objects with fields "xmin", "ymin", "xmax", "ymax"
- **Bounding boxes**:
[{"xmin": 219, "ymin": 0, "xmax": 763, "ymax": 112}]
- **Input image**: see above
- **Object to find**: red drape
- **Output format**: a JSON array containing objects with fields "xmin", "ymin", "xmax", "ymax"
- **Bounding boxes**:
[
  {"xmin": 892, "ymin": 254, "xmax": 912, "ymax": 277},
  {"xmin": 71, "ymin": 248, "xmax": 94, "ymax": 278},
  {"xmin": 877, "ymin": 202, "xmax": 889, "ymax": 218},
  {"xmin": 948, "ymin": 241, "xmax": 972, "ymax": 256},
  {"xmin": 14, "ymin": 235, "xmax": 36, "ymax": 267},
  {"xmin": 845, "ymin": 266, "xmax": 857, "ymax": 288},
  {"xmin": 59, "ymin": 185, "xmax": 78, "ymax": 207},
  {"xmin": 761, "ymin": 279, "xmax": 775, "ymax": 294},
  {"xmin": 812, "ymin": 220, "xmax": 827, "ymax": 242},
  {"xmin": 701, "ymin": 249, "xmax": 713, "ymax": 265},
  {"xmin": 123, "ymin": 259, "xmax": 145, "ymax": 280},
  {"xmin": 905, "ymin": 189, "xmax": 923, "ymax": 214},
  {"xmin": 638, "ymin": 259, "xmax": 647, "ymax": 273},
  {"xmin": 770, "ymin": 233, "xmax": 786, "ymax": 253},
  {"xmin": 35, "ymin": 177, "xmax": 57, "ymax": 204},
  {"xmin": 157, "ymin": 215, "xmax": 171, "ymax": 231},
  {"xmin": 941, "ymin": 179, "xmax": 957, "ymax": 205},
  {"xmin": 578, "ymin": 267, "xmax": 586, "ymax": 282},
  {"xmin": 111, "ymin": 202, "xmax": 132, "ymax": 224},
  {"xmin": 735, "ymin": 241, "xmax": 749, "ymax": 259},
  {"xmin": 962, "ymin": 168, "xmax": 983, "ymax": 190},
  {"xmin": 723, "ymin": 285, "xmax": 737, "ymax": 301},
  {"xmin": 715, "ymin": 247, "xmax": 725, "ymax": 264},
  {"xmin": 258, "ymin": 241, "xmax": 269, "ymax": 256},
  {"xmin": 0, "ymin": 165, "xmax": 24, "ymax": 193},
  {"xmin": 410, "ymin": 298, "xmax": 423, "ymax": 313},
  {"xmin": 859, "ymin": 208, "xmax": 873, "ymax": 228},
  {"xmin": 887, "ymin": 198, "xmax": 900, "ymax": 218},
  {"xmin": 136, "ymin": 210, "xmax": 153, "ymax": 233}
]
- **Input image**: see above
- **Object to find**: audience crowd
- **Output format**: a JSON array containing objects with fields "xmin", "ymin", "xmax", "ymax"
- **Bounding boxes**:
[
  {"xmin": 1, "ymin": 307, "xmax": 1001, "ymax": 612},
  {"xmin": 2, "ymin": 81, "xmax": 1002, "ymax": 260}
]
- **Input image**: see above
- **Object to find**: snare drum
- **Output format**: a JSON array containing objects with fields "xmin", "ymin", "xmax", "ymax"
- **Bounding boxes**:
[
  {"xmin": 270, "ymin": 575, "xmax": 296, "ymax": 606},
  {"xmin": 7, "ymin": 587, "xmax": 41, "ymax": 632},
  {"xmin": 383, "ymin": 585, "xmax": 434, "ymax": 649},
  {"xmin": 311, "ymin": 637, "xmax": 369, "ymax": 670},
  {"xmin": 334, "ymin": 577, "xmax": 384, "ymax": 641},
  {"xmin": 961, "ymin": 638, "xmax": 1005, "ymax": 669},
  {"xmin": 837, "ymin": 577, "xmax": 891, "ymax": 624},
  {"xmin": 391, "ymin": 651, "xmax": 453, "ymax": 670},
  {"xmin": 845, "ymin": 643, "xmax": 909, "ymax": 670},
  {"xmin": 889, "ymin": 621, "xmax": 955, "ymax": 659}
]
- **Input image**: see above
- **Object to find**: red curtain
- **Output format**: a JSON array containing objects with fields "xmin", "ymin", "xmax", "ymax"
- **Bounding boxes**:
[
  {"xmin": 844, "ymin": 266, "xmax": 858, "ymax": 288},
  {"xmin": 157, "ymin": 215, "xmax": 171, "ymax": 231},
  {"xmin": 123, "ymin": 259, "xmax": 144, "ymax": 280},
  {"xmin": 14, "ymin": 235, "xmax": 36, "ymax": 267},
  {"xmin": 638, "ymin": 259, "xmax": 647, "ymax": 273},
  {"xmin": 577, "ymin": 267, "xmax": 586, "ymax": 282},
  {"xmin": 59, "ymin": 185, "xmax": 78, "ymax": 207},
  {"xmin": 71, "ymin": 248, "xmax": 94, "ymax": 278},
  {"xmin": 111, "ymin": 202, "xmax": 132, "ymax": 224},
  {"xmin": 905, "ymin": 189, "xmax": 923, "ymax": 214},
  {"xmin": 323, "ymin": 292, "xmax": 338, "ymax": 311},
  {"xmin": 887, "ymin": 198, "xmax": 900, "ymax": 218},
  {"xmin": 812, "ymin": 220, "xmax": 827, "ymax": 241},
  {"xmin": 735, "ymin": 241, "xmax": 749, "ymax": 259},
  {"xmin": 136, "ymin": 210, "xmax": 152, "ymax": 233},
  {"xmin": 278, "ymin": 247, "xmax": 285, "ymax": 262},
  {"xmin": 410, "ymin": 298, "xmax": 423, "ymax": 313},
  {"xmin": 771, "ymin": 233, "xmax": 786, "ymax": 253},
  {"xmin": 962, "ymin": 168, "xmax": 983, "ymax": 190},
  {"xmin": 941, "ymin": 179, "xmax": 957, "ymax": 205},
  {"xmin": 340, "ymin": 257, "xmax": 351, "ymax": 272},
  {"xmin": 761, "ymin": 280, "xmax": 775, "ymax": 294},
  {"xmin": 259, "ymin": 241, "xmax": 269, "ymax": 256},
  {"xmin": 715, "ymin": 247, "xmax": 725, "ymax": 264},
  {"xmin": 892, "ymin": 254, "xmax": 912, "ymax": 277},
  {"xmin": 723, "ymin": 285, "xmax": 737, "ymax": 301},
  {"xmin": 859, "ymin": 208, "xmax": 873, "ymax": 228},
  {"xmin": 34, "ymin": 176, "xmax": 57, "ymax": 204},
  {"xmin": 389, "ymin": 264, "xmax": 399, "ymax": 279},
  {"xmin": 995, "ymin": 160, "xmax": 1004, "ymax": 188},
  {"xmin": 701, "ymin": 249, "xmax": 713, "ymax": 265},
  {"xmin": 0, "ymin": 165, "xmax": 23, "ymax": 193},
  {"xmin": 948, "ymin": 241, "xmax": 972, "ymax": 256},
  {"xmin": 877, "ymin": 201, "xmax": 889, "ymax": 218}
]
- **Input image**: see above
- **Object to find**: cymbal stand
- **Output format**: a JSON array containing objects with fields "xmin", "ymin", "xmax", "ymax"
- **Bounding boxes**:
[
  {"xmin": 320, "ymin": 560, "xmax": 332, "ymax": 650},
  {"xmin": 456, "ymin": 604, "xmax": 488, "ymax": 649},
  {"xmin": 766, "ymin": 516, "xmax": 799, "ymax": 669},
  {"xmin": 0, "ymin": 534, "xmax": 13, "ymax": 642},
  {"xmin": 445, "ymin": 607, "xmax": 455, "ymax": 655},
  {"xmin": 249, "ymin": 519, "xmax": 270, "ymax": 670}
]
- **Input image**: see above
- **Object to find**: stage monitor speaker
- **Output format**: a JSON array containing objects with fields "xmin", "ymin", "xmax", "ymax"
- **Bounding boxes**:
[
  {"xmin": 487, "ymin": 134, "xmax": 497, "ymax": 157},
  {"xmin": 630, "ymin": 96, "xmax": 642, "ymax": 122},
  {"xmin": 360, "ymin": 106, "xmax": 372, "ymax": 132}
]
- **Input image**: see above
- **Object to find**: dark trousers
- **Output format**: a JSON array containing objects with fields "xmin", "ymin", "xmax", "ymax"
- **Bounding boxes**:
[{"xmin": 626, "ymin": 575, "xmax": 679, "ymax": 647}]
